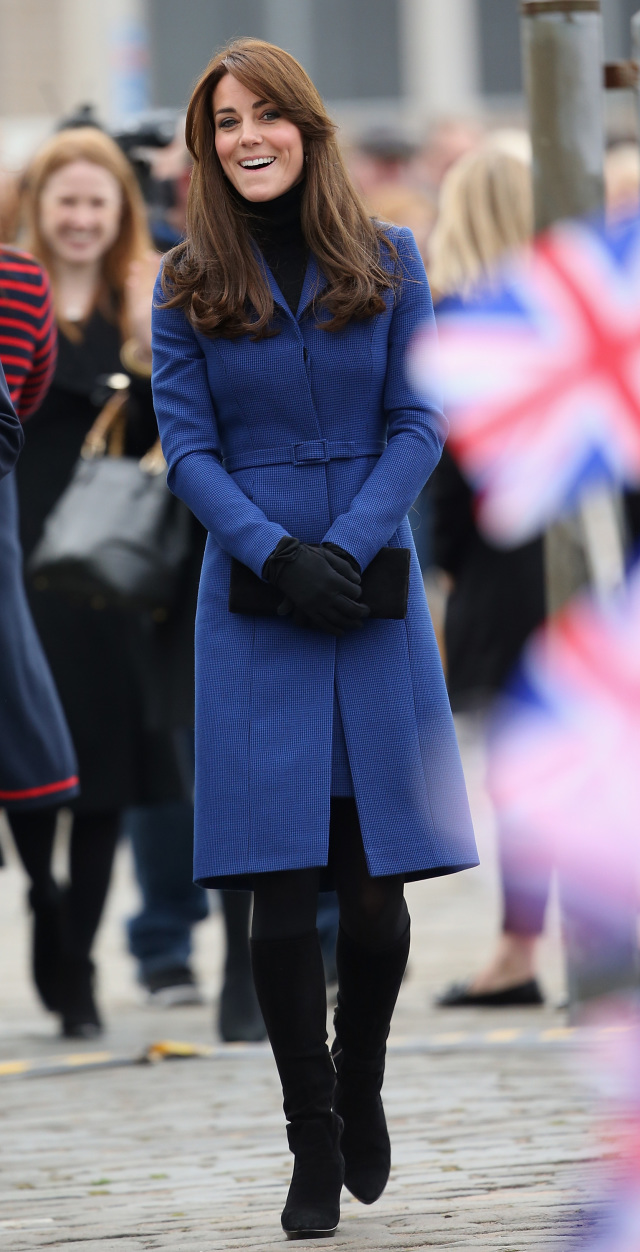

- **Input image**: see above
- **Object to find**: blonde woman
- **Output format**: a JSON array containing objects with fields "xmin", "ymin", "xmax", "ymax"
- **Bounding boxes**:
[
  {"xmin": 10, "ymin": 128, "xmax": 185, "ymax": 1038},
  {"xmin": 426, "ymin": 142, "xmax": 550, "ymax": 1008},
  {"xmin": 428, "ymin": 138, "xmax": 533, "ymax": 301}
]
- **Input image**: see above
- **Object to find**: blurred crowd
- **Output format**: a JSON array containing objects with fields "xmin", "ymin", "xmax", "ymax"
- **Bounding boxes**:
[{"xmin": 1, "ymin": 96, "xmax": 639, "ymax": 1041}]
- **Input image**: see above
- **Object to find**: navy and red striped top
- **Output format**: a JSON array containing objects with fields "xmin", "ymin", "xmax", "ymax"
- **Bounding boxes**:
[{"xmin": 0, "ymin": 247, "xmax": 56, "ymax": 420}]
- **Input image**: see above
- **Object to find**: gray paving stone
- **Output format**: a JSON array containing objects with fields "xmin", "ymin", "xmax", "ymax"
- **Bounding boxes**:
[{"xmin": 0, "ymin": 719, "xmax": 608, "ymax": 1248}]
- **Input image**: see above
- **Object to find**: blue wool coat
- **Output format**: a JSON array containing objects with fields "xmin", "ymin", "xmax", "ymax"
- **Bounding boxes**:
[
  {"xmin": 152, "ymin": 226, "xmax": 477, "ymax": 886},
  {"xmin": 0, "ymin": 365, "xmax": 79, "ymax": 810}
]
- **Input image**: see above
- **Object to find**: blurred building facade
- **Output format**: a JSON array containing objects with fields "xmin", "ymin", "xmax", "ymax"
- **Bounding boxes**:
[{"xmin": 0, "ymin": 0, "xmax": 638, "ymax": 163}]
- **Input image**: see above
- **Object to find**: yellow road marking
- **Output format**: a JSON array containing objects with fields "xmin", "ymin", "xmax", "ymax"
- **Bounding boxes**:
[
  {"xmin": 61, "ymin": 1053, "xmax": 115, "ymax": 1067},
  {"xmin": 485, "ymin": 1029, "xmax": 523, "ymax": 1043},
  {"xmin": 0, "ymin": 1060, "xmax": 31, "ymax": 1076}
]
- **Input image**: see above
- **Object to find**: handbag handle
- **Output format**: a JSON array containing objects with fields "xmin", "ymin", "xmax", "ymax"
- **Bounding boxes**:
[
  {"xmin": 80, "ymin": 389, "xmax": 166, "ymax": 476},
  {"xmin": 81, "ymin": 390, "xmax": 129, "ymax": 459}
]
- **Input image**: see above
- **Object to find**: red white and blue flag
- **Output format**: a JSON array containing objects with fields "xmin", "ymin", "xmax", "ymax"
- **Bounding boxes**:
[
  {"xmin": 409, "ymin": 216, "xmax": 640, "ymax": 544},
  {"xmin": 486, "ymin": 559, "xmax": 640, "ymax": 901}
]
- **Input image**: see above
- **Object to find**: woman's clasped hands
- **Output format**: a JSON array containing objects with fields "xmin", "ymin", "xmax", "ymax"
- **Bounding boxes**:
[{"xmin": 264, "ymin": 537, "xmax": 370, "ymax": 636}]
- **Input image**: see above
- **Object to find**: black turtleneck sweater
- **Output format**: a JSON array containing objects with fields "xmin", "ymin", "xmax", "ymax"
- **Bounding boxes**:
[{"xmin": 235, "ymin": 181, "xmax": 309, "ymax": 316}]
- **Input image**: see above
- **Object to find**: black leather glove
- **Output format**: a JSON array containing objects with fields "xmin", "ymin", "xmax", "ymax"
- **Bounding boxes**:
[{"xmin": 263, "ymin": 537, "xmax": 369, "ymax": 636}]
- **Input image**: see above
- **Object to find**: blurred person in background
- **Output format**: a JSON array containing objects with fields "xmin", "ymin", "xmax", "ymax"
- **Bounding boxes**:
[
  {"xmin": 0, "ymin": 236, "xmax": 82, "ymax": 1012},
  {"xmin": 416, "ymin": 115, "xmax": 485, "ymax": 199},
  {"xmin": 425, "ymin": 141, "xmax": 549, "ymax": 1006},
  {"xmin": 152, "ymin": 38, "xmax": 476, "ymax": 1238},
  {"xmin": 348, "ymin": 125, "xmax": 419, "ymax": 200},
  {"xmin": 364, "ymin": 185, "xmax": 435, "ymax": 265},
  {"xmin": 605, "ymin": 141, "xmax": 640, "ymax": 222},
  {"xmin": 0, "ymin": 169, "xmax": 20, "ymax": 246},
  {"xmin": 9, "ymin": 127, "xmax": 189, "ymax": 1038},
  {"xmin": 429, "ymin": 137, "xmax": 640, "ymax": 1008}
]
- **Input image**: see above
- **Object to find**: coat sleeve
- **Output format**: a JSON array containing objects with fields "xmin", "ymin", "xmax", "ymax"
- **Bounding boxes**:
[
  {"xmin": 151, "ymin": 276, "xmax": 289, "ymax": 576},
  {"xmin": 18, "ymin": 260, "xmax": 57, "ymax": 420},
  {"xmin": 0, "ymin": 360, "xmax": 23, "ymax": 480},
  {"xmin": 322, "ymin": 227, "xmax": 447, "ymax": 571}
]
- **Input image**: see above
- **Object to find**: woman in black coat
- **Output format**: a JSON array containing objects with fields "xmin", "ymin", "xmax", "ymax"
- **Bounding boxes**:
[
  {"xmin": 427, "ymin": 142, "xmax": 550, "ymax": 1005},
  {"xmin": 429, "ymin": 444, "xmax": 544, "ymax": 711},
  {"xmin": 10, "ymin": 127, "xmax": 184, "ymax": 1038}
]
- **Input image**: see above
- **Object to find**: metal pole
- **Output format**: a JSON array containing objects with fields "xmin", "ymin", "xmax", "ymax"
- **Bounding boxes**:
[
  {"xmin": 520, "ymin": 0, "xmax": 638, "ymax": 1011},
  {"xmin": 632, "ymin": 10, "xmax": 640, "ymax": 138},
  {"xmin": 522, "ymin": 0, "xmax": 604, "ymax": 234}
]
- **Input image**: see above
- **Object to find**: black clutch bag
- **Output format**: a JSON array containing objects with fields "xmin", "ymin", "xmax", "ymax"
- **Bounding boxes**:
[{"xmin": 229, "ymin": 548, "xmax": 410, "ymax": 620}]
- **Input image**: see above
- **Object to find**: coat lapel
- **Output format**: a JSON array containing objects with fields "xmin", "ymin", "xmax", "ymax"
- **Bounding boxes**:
[
  {"xmin": 296, "ymin": 252, "xmax": 328, "ymax": 321},
  {"xmin": 251, "ymin": 240, "xmax": 328, "ymax": 324}
]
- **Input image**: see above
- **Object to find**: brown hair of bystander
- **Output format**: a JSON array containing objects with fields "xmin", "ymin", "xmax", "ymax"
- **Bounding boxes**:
[{"xmin": 22, "ymin": 127, "xmax": 152, "ymax": 337}]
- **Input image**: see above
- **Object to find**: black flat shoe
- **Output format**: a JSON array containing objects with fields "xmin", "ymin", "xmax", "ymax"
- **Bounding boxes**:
[{"xmin": 435, "ymin": 978, "xmax": 545, "ymax": 1007}]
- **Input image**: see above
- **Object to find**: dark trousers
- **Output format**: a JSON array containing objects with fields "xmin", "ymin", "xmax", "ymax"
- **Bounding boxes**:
[
  {"xmin": 125, "ymin": 801, "xmax": 209, "ymax": 980},
  {"xmin": 8, "ymin": 806, "xmax": 120, "ymax": 958}
]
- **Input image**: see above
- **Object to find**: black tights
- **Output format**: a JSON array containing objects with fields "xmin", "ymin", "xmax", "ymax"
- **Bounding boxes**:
[
  {"xmin": 252, "ymin": 798, "xmax": 408, "ymax": 950},
  {"xmin": 7, "ymin": 807, "xmax": 120, "ymax": 957}
]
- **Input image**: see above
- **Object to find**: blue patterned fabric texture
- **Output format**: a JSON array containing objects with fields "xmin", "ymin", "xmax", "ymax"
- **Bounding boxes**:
[
  {"xmin": 0, "ymin": 361, "xmax": 78, "ymax": 809},
  {"xmin": 0, "ymin": 470, "xmax": 79, "ymax": 809},
  {"xmin": 0, "ymin": 362, "xmax": 23, "ymax": 479},
  {"xmin": 152, "ymin": 226, "xmax": 478, "ymax": 886}
]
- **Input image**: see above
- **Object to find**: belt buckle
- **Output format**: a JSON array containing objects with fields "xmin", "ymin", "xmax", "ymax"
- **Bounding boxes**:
[{"xmin": 292, "ymin": 439, "xmax": 329, "ymax": 465}]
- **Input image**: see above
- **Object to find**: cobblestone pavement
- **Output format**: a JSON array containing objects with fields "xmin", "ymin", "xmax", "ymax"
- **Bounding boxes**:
[{"xmin": 0, "ymin": 720, "xmax": 605, "ymax": 1250}]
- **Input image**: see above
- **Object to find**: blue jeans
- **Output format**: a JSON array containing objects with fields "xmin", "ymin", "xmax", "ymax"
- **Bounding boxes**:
[
  {"xmin": 125, "ymin": 801, "xmax": 209, "ymax": 981},
  {"xmin": 317, "ymin": 891, "xmax": 339, "ymax": 980}
]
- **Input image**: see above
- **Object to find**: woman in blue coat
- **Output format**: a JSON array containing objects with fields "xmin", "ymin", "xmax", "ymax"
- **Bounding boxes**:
[{"xmin": 152, "ymin": 39, "xmax": 477, "ymax": 1240}]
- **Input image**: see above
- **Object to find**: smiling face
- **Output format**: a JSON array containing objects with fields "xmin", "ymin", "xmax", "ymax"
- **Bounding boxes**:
[
  {"xmin": 212, "ymin": 74, "xmax": 305, "ymax": 202},
  {"xmin": 38, "ymin": 159, "xmax": 123, "ymax": 267}
]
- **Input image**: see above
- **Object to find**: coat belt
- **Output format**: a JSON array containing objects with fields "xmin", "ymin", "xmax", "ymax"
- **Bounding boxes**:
[{"xmin": 223, "ymin": 439, "xmax": 387, "ymax": 473}]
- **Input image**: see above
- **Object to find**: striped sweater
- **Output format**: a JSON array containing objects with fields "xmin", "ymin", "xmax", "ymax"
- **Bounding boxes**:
[{"xmin": 0, "ymin": 247, "xmax": 56, "ymax": 419}]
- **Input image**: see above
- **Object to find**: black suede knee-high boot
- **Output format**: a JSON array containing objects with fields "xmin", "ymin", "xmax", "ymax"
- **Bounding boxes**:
[
  {"xmin": 250, "ymin": 931, "xmax": 344, "ymax": 1238},
  {"xmin": 218, "ymin": 892, "xmax": 266, "ymax": 1042},
  {"xmin": 332, "ymin": 921, "xmax": 410, "ymax": 1204}
]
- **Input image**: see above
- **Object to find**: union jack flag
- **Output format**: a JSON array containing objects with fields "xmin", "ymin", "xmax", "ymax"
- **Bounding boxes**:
[
  {"xmin": 576, "ymin": 1013, "xmax": 640, "ymax": 1252},
  {"xmin": 409, "ymin": 215, "xmax": 640, "ymax": 544},
  {"xmin": 487, "ymin": 559, "xmax": 640, "ymax": 900}
]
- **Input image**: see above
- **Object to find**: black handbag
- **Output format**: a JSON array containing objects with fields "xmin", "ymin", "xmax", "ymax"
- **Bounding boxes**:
[
  {"xmin": 28, "ymin": 391, "xmax": 190, "ymax": 615},
  {"xmin": 229, "ymin": 547, "xmax": 411, "ymax": 619}
]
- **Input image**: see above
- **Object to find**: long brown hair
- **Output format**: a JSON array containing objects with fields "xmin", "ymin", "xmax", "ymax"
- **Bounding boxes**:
[
  {"xmin": 22, "ymin": 127, "xmax": 152, "ymax": 337},
  {"xmin": 161, "ymin": 38, "xmax": 398, "ymax": 338}
]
